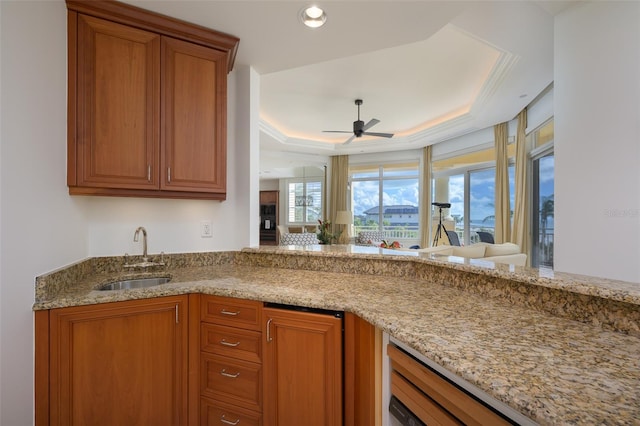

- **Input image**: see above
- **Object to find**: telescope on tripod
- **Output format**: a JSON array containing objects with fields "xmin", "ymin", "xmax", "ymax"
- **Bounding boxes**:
[{"xmin": 432, "ymin": 202, "xmax": 452, "ymax": 246}]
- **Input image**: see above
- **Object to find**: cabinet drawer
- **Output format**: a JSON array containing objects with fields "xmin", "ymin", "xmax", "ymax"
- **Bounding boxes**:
[
  {"xmin": 200, "ymin": 397, "xmax": 262, "ymax": 426},
  {"xmin": 201, "ymin": 354, "xmax": 262, "ymax": 412},
  {"xmin": 201, "ymin": 295, "xmax": 262, "ymax": 331},
  {"xmin": 388, "ymin": 345, "xmax": 510, "ymax": 426},
  {"xmin": 201, "ymin": 323, "xmax": 262, "ymax": 363},
  {"xmin": 391, "ymin": 371, "xmax": 461, "ymax": 426}
]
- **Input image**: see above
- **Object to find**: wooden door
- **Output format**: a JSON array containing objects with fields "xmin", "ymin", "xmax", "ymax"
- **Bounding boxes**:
[
  {"xmin": 161, "ymin": 37, "xmax": 227, "ymax": 194},
  {"xmin": 75, "ymin": 14, "xmax": 160, "ymax": 189},
  {"xmin": 49, "ymin": 296, "xmax": 188, "ymax": 426},
  {"xmin": 263, "ymin": 307, "xmax": 343, "ymax": 426}
]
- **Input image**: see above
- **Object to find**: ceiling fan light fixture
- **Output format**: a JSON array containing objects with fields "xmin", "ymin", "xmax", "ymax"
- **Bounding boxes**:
[{"xmin": 300, "ymin": 6, "xmax": 327, "ymax": 28}]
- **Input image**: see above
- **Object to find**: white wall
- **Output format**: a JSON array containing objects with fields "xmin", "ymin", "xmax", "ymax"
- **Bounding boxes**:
[
  {"xmin": 554, "ymin": 2, "xmax": 640, "ymax": 282},
  {"xmin": 1, "ymin": 2, "xmax": 88, "ymax": 423},
  {"xmin": 0, "ymin": 1, "xmax": 253, "ymax": 423}
]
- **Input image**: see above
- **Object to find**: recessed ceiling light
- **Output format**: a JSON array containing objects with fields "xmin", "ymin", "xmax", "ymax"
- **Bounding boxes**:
[{"xmin": 300, "ymin": 5, "xmax": 327, "ymax": 28}]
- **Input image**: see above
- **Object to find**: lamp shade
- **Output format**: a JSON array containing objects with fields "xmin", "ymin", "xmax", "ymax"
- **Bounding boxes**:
[{"xmin": 334, "ymin": 210, "xmax": 353, "ymax": 225}]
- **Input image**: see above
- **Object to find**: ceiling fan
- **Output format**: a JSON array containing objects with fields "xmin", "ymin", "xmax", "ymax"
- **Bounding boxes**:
[{"xmin": 323, "ymin": 99, "xmax": 394, "ymax": 145}]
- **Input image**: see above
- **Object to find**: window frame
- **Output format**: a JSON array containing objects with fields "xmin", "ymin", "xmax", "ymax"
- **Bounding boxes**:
[
  {"xmin": 529, "ymin": 118, "xmax": 555, "ymax": 267},
  {"xmin": 432, "ymin": 149, "xmax": 515, "ymax": 245},
  {"xmin": 349, "ymin": 161, "xmax": 421, "ymax": 243},
  {"xmin": 284, "ymin": 177, "xmax": 324, "ymax": 226}
]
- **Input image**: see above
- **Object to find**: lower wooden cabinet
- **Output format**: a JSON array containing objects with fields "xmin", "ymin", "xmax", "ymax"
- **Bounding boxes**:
[
  {"xmin": 263, "ymin": 306, "xmax": 343, "ymax": 426},
  {"xmin": 35, "ymin": 295, "xmax": 379, "ymax": 426},
  {"xmin": 36, "ymin": 295, "xmax": 188, "ymax": 426},
  {"xmin": 198, "ymin": 295, "xmax": 264, "ymax": 425}
]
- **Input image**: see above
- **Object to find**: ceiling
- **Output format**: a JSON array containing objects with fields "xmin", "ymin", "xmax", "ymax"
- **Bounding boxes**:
[{"xmin": 122, "ymin": 0, "xmax": 575, "ymax": 177}]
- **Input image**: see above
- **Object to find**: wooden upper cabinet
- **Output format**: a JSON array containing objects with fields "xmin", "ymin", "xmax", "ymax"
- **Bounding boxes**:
[
  {"xmin": 75, "ymin": 14, "xmax": 160, "ymax": 190},
  {"xmin": 161, "ymin": 37, "xmax": 226, "ymax": 193},
  {"xmin": 66, "ymin": 0, "xmax": 238, "ymax": 200}
]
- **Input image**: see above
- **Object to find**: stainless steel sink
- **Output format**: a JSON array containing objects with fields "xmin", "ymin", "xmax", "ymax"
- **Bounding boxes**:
[{"xmin": 98, "ymin": 277, "xmax": 171, "ymax": 291}]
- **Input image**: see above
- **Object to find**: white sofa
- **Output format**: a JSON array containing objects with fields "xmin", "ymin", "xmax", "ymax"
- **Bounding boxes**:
[{"xmin": 410, "ymin": 242, "xmax": 527, "ymax": 266}]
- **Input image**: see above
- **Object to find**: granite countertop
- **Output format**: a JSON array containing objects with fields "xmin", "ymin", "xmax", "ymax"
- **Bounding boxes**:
[
  {"xmin": 245, "ymin": 244, "xmax": 640, "ymax": 306},
  {"xmin": 33, "ymin": 247, "xmax": 640, "ymax": 425}
]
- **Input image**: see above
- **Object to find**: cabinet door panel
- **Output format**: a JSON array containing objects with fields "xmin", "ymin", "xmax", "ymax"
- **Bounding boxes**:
[
  {"xmin": 263, "ymin": 308, "xmax": 343, "ymax": 426},
  {"xmin": 49, "ymin": 296, "xmax": 187, "ymax": 426},
  {"xmin": 76, "ymin": 14, "xmax": 160, "ymax": 189},
  {"xmin": 162, "ymin": 37, "xmax": 227, "ymax": 193}
]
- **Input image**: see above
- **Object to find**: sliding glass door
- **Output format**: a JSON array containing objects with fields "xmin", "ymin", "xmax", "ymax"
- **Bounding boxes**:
[{"xmin": 532, "ymin": 153, "xmax": 554, "ymax": 267}]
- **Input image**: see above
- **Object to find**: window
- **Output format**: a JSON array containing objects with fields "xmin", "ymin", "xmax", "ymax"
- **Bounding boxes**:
[
  {"xmin": 286, "ymin": 179, "xmax": 322, "ymax": 224},
  {"xmin": 530, "ymin": 120, "xmax": 554, "ymax": 267},
  {"xmin": 350, "ymin": 162, "xmax": 420, "ymax": 243},
  {"xmin": 433, "ymin": 145, "xmax": 515, "ymax": 245}
]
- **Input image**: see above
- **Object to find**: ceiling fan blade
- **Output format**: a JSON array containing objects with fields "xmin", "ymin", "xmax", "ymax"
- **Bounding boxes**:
[
  {"xmin": 323, "ymin": 130, "xmax": 352, "ymax": 134},
  {"xmin": 362, "ymin": 118, "xmax": 380, "ymax": 131},
  {"xmin": 342, "ymin": 134, "xmax": 357, "ymax": 145},
  {"xmin": 363, "ymin": 131, "xmax": 394, "ymax": 138}
]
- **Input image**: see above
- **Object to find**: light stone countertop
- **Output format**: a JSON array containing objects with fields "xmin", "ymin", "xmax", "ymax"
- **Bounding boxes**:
[
  {"xmin": 246, "ymin": 244, "xmax": 640, "ymax": 306},
  {"xmin": 33, "ymin": 247, "xmax": 640, "ymax": 425}
]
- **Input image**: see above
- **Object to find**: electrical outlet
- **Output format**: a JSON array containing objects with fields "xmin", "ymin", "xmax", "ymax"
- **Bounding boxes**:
[{"xmin": 201, "ymin": 220, "xmax": 212, "ymax": 238}]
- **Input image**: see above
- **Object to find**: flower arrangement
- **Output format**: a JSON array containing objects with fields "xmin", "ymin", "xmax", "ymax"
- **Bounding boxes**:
[
  {"xmin": 380, "ymin": 240, "xmax": 401, "ymax": 249},
  {"xmin": 317, "ymin": 219, "xmax": 334, "ymax": 244}
]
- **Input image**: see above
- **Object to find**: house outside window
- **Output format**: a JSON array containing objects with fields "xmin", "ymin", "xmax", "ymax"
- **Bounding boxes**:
[{"xmin": 350, "ymin": 162, "xmax": 420, "ymax": 244}]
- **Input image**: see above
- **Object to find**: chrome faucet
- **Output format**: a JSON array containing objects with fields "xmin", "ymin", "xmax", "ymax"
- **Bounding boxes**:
[{"xmin": 133, "ymin": 226, "xmax": 148, "ymax": 261}]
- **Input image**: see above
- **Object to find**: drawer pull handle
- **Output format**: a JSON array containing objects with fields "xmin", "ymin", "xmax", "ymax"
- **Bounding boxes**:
[
  {"xmin": 220, "ymin": 309, "xmax": 240, "ymax": 316},
  {"xmin": 266, "ymin": 318, "xmax": 273, "ymax": 342},
  {"xmin": 220, "ymin": 369, "xmax": 240, "ymax": 378},
  {"xmin": 220, "ymin": 339, "xmax": 241, "ymax": 347},
  {"xmin": 220, "ymin": 414, "xmax": 240, "ymax": 425}
]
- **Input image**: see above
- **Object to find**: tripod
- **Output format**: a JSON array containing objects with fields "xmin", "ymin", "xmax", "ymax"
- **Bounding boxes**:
[{"xmin": 432, "ymin": 206, "xmax": 452, "ymax": 247}]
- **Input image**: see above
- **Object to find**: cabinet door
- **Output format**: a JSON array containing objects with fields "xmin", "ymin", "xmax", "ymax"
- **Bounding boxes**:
[
  {"xmin": 49, "ymin": 296, "xmax": 188, "ymax": 426},
  {"xmin": 75, "ymin": 14, "xmax": 160, "ymax": 189},
  {"xmin": 259, "ymin": 190, "xmax": 278, "ymax": 205},
  {"xmin": 263, "ymin": 308, "xmax": 343, "ymax": 426},
  {"xmin": 162, "ymin": 37, "xmax": 227, "ymax": 194}
]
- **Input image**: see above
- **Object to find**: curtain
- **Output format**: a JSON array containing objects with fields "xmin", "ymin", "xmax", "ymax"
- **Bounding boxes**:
[
  {"xmin": 494, "ymin": 122, "xmax": 510, "ymax": 243},
  {"xmin": 420, "ymin": 146, "xmax": 433, "ymax": 248},
  {"xmin": 511, "ymin": 108, "xmax": 530, "ymax": 264},
  {"xmin": 329, "ymin": 155, "xmax": 349, "ymax": 242}
]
